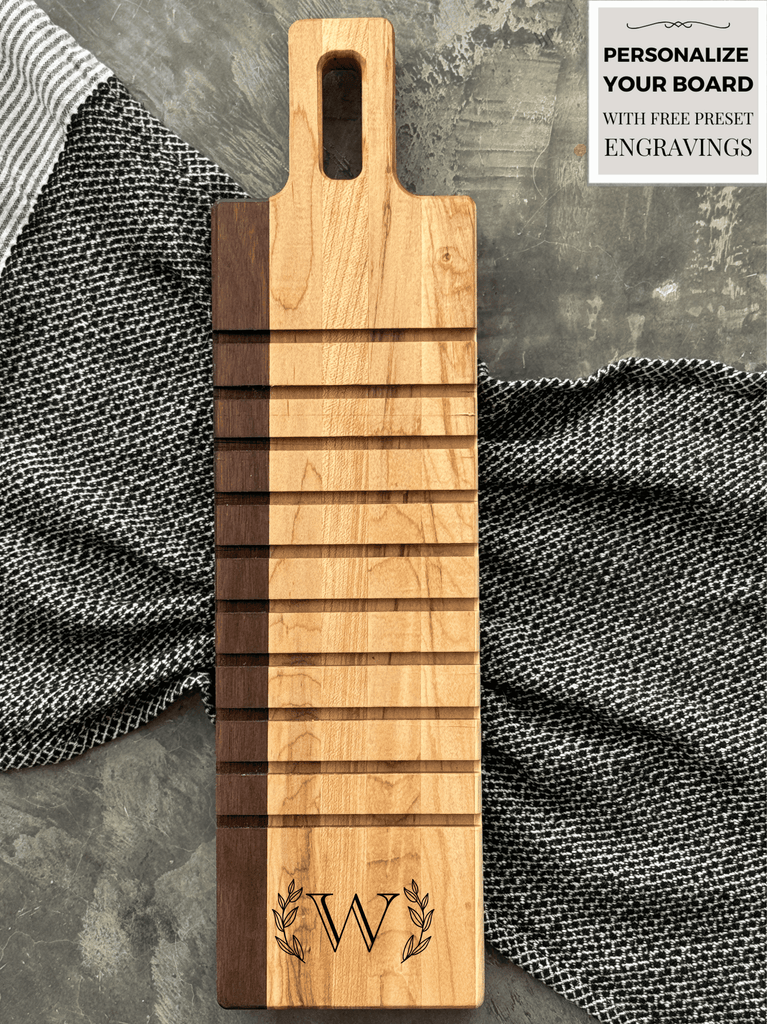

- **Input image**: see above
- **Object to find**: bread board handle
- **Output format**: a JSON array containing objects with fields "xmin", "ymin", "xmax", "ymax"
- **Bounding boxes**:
[{"xmin": 286, "ymin": 18, "xmax": 397, "ymax": 188}]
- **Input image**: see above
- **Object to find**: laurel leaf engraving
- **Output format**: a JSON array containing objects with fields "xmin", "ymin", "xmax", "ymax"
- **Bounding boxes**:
[
  {"xmin": 274, "ymin": 880, "xmax": 304, "ymax": 961},
  {"xmin": 402, "ymin": 878, "xmax": 433, "ymax": 963}
]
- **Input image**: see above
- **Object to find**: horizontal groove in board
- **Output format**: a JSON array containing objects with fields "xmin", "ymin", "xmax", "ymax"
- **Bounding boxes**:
[
  {"xmin": 216, "ymin": 610, "xmax": 478, "ymax": 653},
  {"xmin": 218, "ymin": 814, "xmax": 480, "ymax": 828},
  {"xmin": 218, "ymin": 598, "xmax": 475, "ymax": 613},
  {"xmin": 266, "ymin": 707, "xmax": 478, "ymax": 720},
  {"xmin": 217, "ymin": 773, "xmax": 481, "ymax": 816},
  {"xmin": 217, "ymin": 708, "xmax": 476, "ymax": 721},
  {"xmin": 217, "ymin": 556, "xmax": 478, "ymax": 600},
  {"xmin": 217, "ymin": 652, "xmax": 479, "ymax": 666},
  {"xmin": 267, "ymin": 719, "xmax": 480, "ymax": 762},
  {"xmin": 218, "ymin": 543, "xmax": 478, "ymax": 560},
  {"xmin": 215, "ymin": 663, "xmax": 480, "ymax": 708},
  {"xmin": 216, "ymin": 760, "xmax": 480, "ymax": 774},
  {"xmin": 213, "ymin": 331, "xmax": 269, "ymax": 342},
  {"xmin": 271, "ymin": 383, "xmax": 476, "ymax": 398},
  {"xmin": 267, "ymin": 328, "xmax": 476, "ymax": 344},
  {"xmin": 217, "ymin": 490, "xmax": 476, "ymax": 505},
  {"xmin": 217, "ymin": 436, "xmax": 475, "ymax": 451}
]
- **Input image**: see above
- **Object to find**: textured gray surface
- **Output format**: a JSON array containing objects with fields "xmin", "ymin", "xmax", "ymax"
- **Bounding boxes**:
[
  {"xmin": 1, "ymin": 695, "xmax": 596, "ymax": 1024},
  {"xmin": 2, "ymin": 0, "xmax": 765, "ymax": 1021}
]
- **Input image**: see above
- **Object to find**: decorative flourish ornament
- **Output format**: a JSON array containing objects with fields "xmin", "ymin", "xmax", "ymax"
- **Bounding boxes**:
[
  {"xmin": 401, "ymin": 879, "xmax": 434, "ymax": 963},
  {"xmin": 273, "ymin": 879, "xmax": 305, "ymax": 962}
]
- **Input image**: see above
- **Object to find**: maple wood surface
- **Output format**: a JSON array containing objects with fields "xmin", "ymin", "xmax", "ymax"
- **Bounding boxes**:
[{"xmin": 213, "ymin": 16, "xmax": 481, "ymax": 1009}]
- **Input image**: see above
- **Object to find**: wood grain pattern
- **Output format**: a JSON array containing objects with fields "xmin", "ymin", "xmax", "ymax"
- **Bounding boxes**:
[
  {"xmin": 215, "ymin": 664, "xmax": 479, "ymax": 708},
  {"xmin": 266, "ymin": 719, "xmax": 480, "ymax": 762},
  {"xmin": 211, "ymin": 202, "xmax": 269, "ymax": 331},
  {"xmin": 265, "ymin": 826, "xmax": 483, "ymax": 1007},
  {"xmin": 267, "ymin": 447, "xmax": 477, "ymax": 492},
  {"xmin": 215, "ymin": 501, "xmax": 476, "ymax": 546},
  {"xmin": 268, "ymin": 20, "xmax": 476, "ymax": 331},
  {"xmin": 217, "ymin": 772, "xmax": 480, "ymax": 816},
  {"xmin": 269, "ymin": 331, "xmax": 476, "ymax": 385},
  {"xmin": 214, "ymin": 16, "xmax": 481, "ymax": 1009},
  {"xmin": 268, "ymin": 394, "xmax": 475, "ymax": 436},
  {"xmin": 266, "ymin": 609, "xmax": 478, "ymax": 653},
  {"xmin": 217, "ymin": 556, "xmax": 477, "ymax": 600}
]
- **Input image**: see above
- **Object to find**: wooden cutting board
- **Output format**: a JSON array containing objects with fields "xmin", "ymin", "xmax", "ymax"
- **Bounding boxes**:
[{"xmin": 212, "ymin": 17, "xmax": 482, "ymax": 1009}]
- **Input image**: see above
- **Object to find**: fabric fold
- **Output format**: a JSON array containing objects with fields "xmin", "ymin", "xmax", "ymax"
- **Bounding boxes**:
[
  {"xmin": 0, "ymin": 5, "xmax": 764, "ymax": 1024},
  {"xmin": 0, "ymin": 0, "xmax": 111, "ymax": 271}
]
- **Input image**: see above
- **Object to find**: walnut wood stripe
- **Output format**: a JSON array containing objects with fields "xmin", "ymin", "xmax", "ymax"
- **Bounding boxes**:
[
  {"xmin": 217, "ymin": 720, "xmax": 268, "ymax": 761},
  {"xmin": 216, "ymin": 665, "xmax": 269, "ymax": 707},
  {"xmin": 217, "ymin": 828, "xmax": 267, "ymax": 1008},
  {"xmin": 216, "ymin": 612, "xmax": 269, "ymax": 654},
  {"xmin": 213, "ymin": 342, "xmax": 270, "ymax": 386},
  {"xmin": 211, "ymin": 201, "xmax": 270, "ymax": 332}
]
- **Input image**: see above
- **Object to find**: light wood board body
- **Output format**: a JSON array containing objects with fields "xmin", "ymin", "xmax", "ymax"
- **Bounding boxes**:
[{"xmin": 213, "ymin": 16, "xmax": 481, "ymax": 1010}]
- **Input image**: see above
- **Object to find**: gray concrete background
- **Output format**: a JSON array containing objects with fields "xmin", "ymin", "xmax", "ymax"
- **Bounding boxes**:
[{"xmin": 1, "ymin": 1, "xmax": 764, "ymax": 1022}]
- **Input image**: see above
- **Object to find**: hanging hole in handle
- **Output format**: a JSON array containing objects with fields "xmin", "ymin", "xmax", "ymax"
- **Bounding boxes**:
[{"xmin": 321, "ymin": 53, "xmax": 362, "ymax": 180}]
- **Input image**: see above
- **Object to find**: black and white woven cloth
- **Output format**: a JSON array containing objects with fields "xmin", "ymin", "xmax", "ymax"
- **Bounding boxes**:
[{"xmin": 1, "ymin": 3, "xmax": 764, "ymax": 1022}]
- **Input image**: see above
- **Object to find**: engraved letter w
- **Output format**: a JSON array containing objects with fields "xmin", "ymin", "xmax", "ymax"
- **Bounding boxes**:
[{"xmin": 307, "ymin": 893, "xmax": 399, "ymax": 952}]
